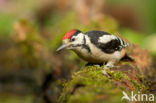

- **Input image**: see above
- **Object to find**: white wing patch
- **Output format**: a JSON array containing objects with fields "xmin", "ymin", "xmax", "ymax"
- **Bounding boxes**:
[{"xmin": 98, "ymin": 35, "xmax": 117, "ymax": 44}]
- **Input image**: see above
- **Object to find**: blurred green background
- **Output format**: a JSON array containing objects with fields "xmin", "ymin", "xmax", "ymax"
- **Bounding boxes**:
[{"xmin": 0, "ymin": 0, "xmax": 156, "ymax": 103}]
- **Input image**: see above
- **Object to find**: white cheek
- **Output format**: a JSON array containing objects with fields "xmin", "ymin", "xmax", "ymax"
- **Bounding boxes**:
[{"xmin": 73, "ymin": 33, "xmax": 84, "ymax": 44}]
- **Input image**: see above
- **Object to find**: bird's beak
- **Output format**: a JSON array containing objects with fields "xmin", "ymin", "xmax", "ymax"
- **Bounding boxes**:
[{"xmin": 56, "ymin": 44, "xmax": 69, "ymax": 52}]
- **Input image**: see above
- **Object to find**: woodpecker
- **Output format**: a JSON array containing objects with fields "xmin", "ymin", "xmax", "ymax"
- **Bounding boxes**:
[{"xmin": 57, "ymin": 29, "xmax": 129, "ymax": 69}]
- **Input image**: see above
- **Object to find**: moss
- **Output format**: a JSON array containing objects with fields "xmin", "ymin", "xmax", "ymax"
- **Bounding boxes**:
[
  {"xmin": 59, "ymin": 67, "xmax": 119, "ymax": 102},
  {"xmin": 106, "ymin": 69, "xmax": 148, "ymax": 92},
  {"xmin": 58, "ymin": 64, "xmax": 151, "ymax": 103},
  {"xmin": 59, "ymin": 66, "xmax": 114, "ymax": 102},
  {"xmin": 106, "ymin": 70, "xmax": 129, "ymax": 81},
  {"xmin": 130, "ymin": 79, "xmax": 147, "ymax": 91}
]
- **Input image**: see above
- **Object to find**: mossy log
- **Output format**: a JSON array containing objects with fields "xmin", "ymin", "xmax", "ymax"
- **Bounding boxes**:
[{"xmin": 58, "ymin": 43, "xmax": 156, "ymax": 103}]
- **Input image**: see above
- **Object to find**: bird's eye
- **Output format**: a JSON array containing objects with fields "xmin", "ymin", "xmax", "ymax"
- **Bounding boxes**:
[{"xmin": 71, "ymin": 38, "xmax": 75, "ymax": 42}]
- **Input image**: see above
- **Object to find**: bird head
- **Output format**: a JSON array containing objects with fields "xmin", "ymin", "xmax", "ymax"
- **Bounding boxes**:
[{"xmin": 56, "ymin": 29, "xmax": 84, "ymax": 52}]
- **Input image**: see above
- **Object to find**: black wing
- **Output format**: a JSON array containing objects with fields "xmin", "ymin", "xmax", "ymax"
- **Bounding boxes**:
[{"xmin": 85, "ymin": 30, "xmax": 129, "ymax": 54}]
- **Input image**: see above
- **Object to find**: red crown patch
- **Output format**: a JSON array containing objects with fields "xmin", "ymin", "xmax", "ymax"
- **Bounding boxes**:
[{"xmin": 63, "ymin": 29, "xmax": 77, "ymax": 40}]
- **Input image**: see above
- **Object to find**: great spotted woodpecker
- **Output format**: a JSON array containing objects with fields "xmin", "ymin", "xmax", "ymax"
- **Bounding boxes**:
[{"xmin": 57, "ymin": 29, "xmax": 129, "ymax": 69}]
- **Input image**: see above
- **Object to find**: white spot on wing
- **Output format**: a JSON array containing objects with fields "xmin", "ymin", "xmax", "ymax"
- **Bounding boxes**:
[{"xmin": 98, "ymin": 35, "xmax": 117, "ymax": 43}]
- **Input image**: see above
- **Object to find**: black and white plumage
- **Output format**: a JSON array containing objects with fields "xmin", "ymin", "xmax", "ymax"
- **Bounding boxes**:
[
  {"xmin": 57, "ymin": 29, "xmax": 129, "ymax": 68},
  {"xmin": 85, "ymin": 31, "xmax": 129, "ymax": 53}
]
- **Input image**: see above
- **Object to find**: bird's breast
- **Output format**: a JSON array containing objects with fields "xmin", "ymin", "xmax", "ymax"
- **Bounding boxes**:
[{"xmin": 73, "ymin": 47, "xmax": 107, "ymax": 63}]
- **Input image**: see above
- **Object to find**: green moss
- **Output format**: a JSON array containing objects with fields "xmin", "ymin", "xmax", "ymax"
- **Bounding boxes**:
[
  {"xmin": 106, "ymin": 70, "xmax": 129, "ymax": 81},
  {"xmin": 106, "ymin": 69, "xmax": 148, "ymax": 92},
  {"xmin": 58, "ymin": 66, "xmax": 125, "ymax": 103},
  {"xmin": 58, "ymin": 64, "xmax": 150, "ymax": 103},
  {"xmin": 130, "ymin": 80, "xmax": 147, "ymax": 91}
]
